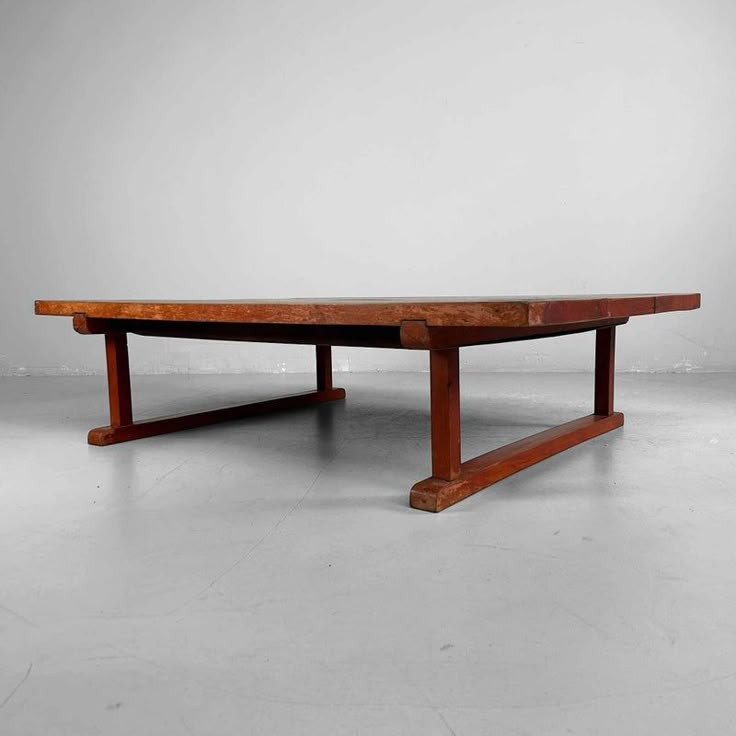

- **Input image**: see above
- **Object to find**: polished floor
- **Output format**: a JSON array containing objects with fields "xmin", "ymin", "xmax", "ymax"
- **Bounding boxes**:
[{"xmin": 1, "ymin": 372, "xmax": 735, "ymax": 735}]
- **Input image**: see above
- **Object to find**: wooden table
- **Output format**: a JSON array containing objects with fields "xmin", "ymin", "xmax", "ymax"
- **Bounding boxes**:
[{"xmin": 35, "ymin": 294, "xmax": 700, "ymax": 511}]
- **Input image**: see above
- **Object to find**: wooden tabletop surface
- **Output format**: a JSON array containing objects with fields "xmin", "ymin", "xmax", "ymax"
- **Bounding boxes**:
[{"xmin": 35, "ymin": 293, "xmax": 700, "ymax": 327}]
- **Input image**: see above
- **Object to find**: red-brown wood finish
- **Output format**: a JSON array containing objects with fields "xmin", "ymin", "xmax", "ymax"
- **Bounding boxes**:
[
  {"xmin": 411, "ymin": 323, "xmax": 624, "ymax": 511},
  {"xmin": 594, "ymin": 326, "xmax": 616, "ymax": 416},
  {"xmin": 316, "ymin": 345, "xmax": 333, "ymax": 391},
  {"xmin": 87, "ymin": 388, "xmax": 346, "ymax": 446},
  {"xmin": 87, "ymin": 336, "xmax": 345, "ymax": 446},
  {"xmin": 411, "ymin": 413, "xmax": 625, "ymax": 512},
  {"xmin": 71, "ymin": 314, "xmax": 631, "ymax": 350},
  {"xmin": 104, "ymin": 332, "xmax": 133, "ymax": 427},
  {"xmin": 35, "ymin": 294, "xmax": 700, "ymax": 328},
  {"xmin": 35, "ymin": 293, "xmax": 701, "ymax": 511},
  {"xmin": 430, "ymin": 349, "xmax": 461, "ymax": 481}
]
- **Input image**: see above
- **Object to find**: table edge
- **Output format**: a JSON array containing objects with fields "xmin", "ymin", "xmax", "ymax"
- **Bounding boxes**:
[{"xmin": 34, "ymin": 293, "xmax": 701, "ymax": 328}]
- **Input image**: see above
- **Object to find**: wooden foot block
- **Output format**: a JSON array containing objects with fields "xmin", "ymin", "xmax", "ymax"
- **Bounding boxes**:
[
  {"xmin": 410, "ymin": 412, "xmax": 624, "ymax": 512},
  {"xmin": 88, "ymin": 387, "xmax": 346, "ymax": 446}
]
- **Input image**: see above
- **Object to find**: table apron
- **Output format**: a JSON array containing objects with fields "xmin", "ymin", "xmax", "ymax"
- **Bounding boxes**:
[{"xmin": 72, "ymin": 315, "xmax": 629, "ymax": 349}]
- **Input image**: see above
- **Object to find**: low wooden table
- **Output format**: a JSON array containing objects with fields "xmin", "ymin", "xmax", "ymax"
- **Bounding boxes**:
[{"xmin": 35, "ymin": 294, "xmax": 700, "ymax": 511}]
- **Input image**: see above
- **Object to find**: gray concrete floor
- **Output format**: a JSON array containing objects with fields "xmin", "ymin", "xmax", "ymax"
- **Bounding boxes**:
[{"xmin": 1, "ymin": 372, "xmax": 735, "ymax": 735}]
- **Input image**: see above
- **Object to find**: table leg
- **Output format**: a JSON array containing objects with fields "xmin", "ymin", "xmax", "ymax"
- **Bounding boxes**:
[
  {"xmin": 88, "ymin": 336, "xmax": 345, "ymax": 446},
  {"xmin": 429, "ymin": 349, "xmax": 461, "ymax": 481},
  {"xmin": 316, "ymin": 345, "xmax": 333, "ymax": 391},
  {"xmin": 410, "ymin": 332, "xmax": 624, "ymax": 512},
  {"xmin": 594, "ymin": 326, "xmax": 616, "ymax": 416},
  {"xmin": 104, "ymin": 332, "xmax": 133, "ymax": 427}
]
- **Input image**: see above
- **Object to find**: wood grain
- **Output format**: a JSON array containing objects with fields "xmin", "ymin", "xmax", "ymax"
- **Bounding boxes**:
[{"xmin": 35, "ymin": 293, "xmax": 700, "ymax": 328}]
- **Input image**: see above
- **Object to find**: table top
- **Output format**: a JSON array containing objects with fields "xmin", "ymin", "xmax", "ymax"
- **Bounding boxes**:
[{"xmin": 35, "ymin": 294, "xmax": 700, "ymax": 327}]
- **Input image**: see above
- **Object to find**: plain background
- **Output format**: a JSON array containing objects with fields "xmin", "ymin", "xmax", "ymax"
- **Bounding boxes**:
[{"xmin": 1, "ymin": 0, "xmax": 734, "ymax": 376}]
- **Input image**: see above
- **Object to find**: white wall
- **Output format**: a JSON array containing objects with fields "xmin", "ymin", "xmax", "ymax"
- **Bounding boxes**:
[{"xmin": 2, "ymin": 0, "xmax": 734, "ymax": 375}]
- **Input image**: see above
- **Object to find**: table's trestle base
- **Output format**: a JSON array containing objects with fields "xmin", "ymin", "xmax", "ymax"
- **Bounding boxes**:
[
  {"xmin": 410, "ymin": 411, "xmax": 624, "ymax": 512},
  {"xmin": 81, "ymin": 318, "xmax": 620, "ymax": 509},
  {"xmin": 88, "ymin": 387, "xmax": 346, "ymax": 446},
  {"xmin": 88, "ymin": 332, "xmax": 345, "ymax": 446},
  {"xmin": 411, "ymin": 325, "xmax": 622, "ymax": 511}
]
